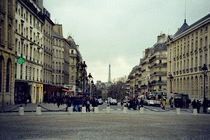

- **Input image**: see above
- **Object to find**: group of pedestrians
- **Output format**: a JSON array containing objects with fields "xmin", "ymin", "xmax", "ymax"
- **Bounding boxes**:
[
  {"xmin": 123, "ymin": 97, "xmax": 144, "ymax": 110},
  {"xmin": 192, "ymin": 98, "xmax": 209, "ymax": 113},
  {"xmin": 64, "ymin": 96, "xmax": 99, "ymax": 112}
]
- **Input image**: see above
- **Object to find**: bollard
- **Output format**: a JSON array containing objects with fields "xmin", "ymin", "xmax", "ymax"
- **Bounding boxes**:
[
  {"xmin": 106, "ymin": 106, "xmax": 110, "ymax": 114},
  {"xmin": 123, "ymin": 106, "xmax": 127, "ymax": 114},
  {"xmin": 193, "ymin": 109, "xmax": 197, "ymax": 116},
  {"xmin": 140, "ymin": 107, "xmax": 144, "ymax": 114},
  {"xmin": 94, "ymin": 107, "xmax": 99, "ymax": 114},
  {"xmin": 36, "ymin": 107, "xmax": 41, "ymax": 115},
  {"xmin": 176, "ymin": 108, "xmax": 180, "ymax": 115},
  {"xmin": 82, "ymin": 107, "xmax": 86, "ymax": 114},
  {"xmin": 19, "ymin": 107, "xmax": 24, "ymax": 116},
  {"xmin": 68, "ymin": 107, "xmax": 73, "ymax": 115}
]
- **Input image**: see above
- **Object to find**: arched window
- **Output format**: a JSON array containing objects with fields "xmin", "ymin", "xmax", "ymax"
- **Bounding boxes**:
[
  {"xmin": 6, "ymin": 59, "xmax": 11, "ymax": 92},
  {"xmin": 0, "ymin": 57, "xmax": 3, "ymax": 92}
]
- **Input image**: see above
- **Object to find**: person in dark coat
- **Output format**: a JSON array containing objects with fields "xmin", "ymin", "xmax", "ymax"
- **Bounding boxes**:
[
  {"xmin": 91, "ymin": 98, "xmax": 98, "ymax": 112},
  {"xmin": 85, "ymin": 97, "xmax": 91, "ymax": 112},
  {"xmin": 203, "ymin": 98, "xmax": 208, "ymax": 113},
  {"xmin": 140, "ymin": 98, "xmax": 144, "ymax": 108},
  {"xmin": 169, "ymin": 97, "xmax": 174, "ymax": 108},
  {"xmin": 73, "ymin": 97, "xmax": 78, "ymax": 112},
  {"xmin": 196, "ymin": 100, "xmax": 201, "ymax": 113},
  {"xmin": 192, "ymin": 99, "xmax": 197, "ymax": 109},
  {"xmin": 66, "ymin": 96, "xmax": 71, "ymax": 111},
  {"xmin": 57, "ymin": 97, "xmax": 61, "ymax": 108}
]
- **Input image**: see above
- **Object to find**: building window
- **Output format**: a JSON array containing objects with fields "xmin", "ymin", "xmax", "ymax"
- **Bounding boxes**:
[
  {"xmin": 71, "ymin": 76, "xmax": 74, "ymax": 81},
  {"xmin": 205, "ymin": 54, "xmax": 207, "ymax": 65},
  {"xmin": 159, "ymin": 86, "xmax": 161, "ymax": 89},
  {"xmin": 71, "ymin": 67, "xmax": 74, "ymax": 72},
  {"xmin": 26, "ymin": 66, "xmax": 27, "ymax": 79},
  {"xmin": 0, "ymin": 0, "xmax": 5, "ymax": 11},
  {"xmin": 191, "ymin": 58, "xmax": 193, "ymax": 68},
  {"xmin": 6, "ymin": 60, "xmax": 11, "ymax": 92},
  {"xmin": 200, "ymin": 55, "xmax": 202, "ymax": 66},
  {"xmin": 200, "ymin": 38, "xmax": 202, "ymax": 48},
  {"xmin": 0, "ymin": 20, "xmax": 4, "ymax": 44},
  {"xmin": 15, "ymin": 63, "xmax": 17, "ymax": 78},
  {"xmin": 205, "ymin": 36, "xmax": 207, "ymax": 47},
  {"xmin": 8, "ymin": 0, "xmax": 12, "ymax": 15},
  {"xmin": 71, "ymin": 50, "xmax": 74, "ymax": 54},
  {"xmin": 0, "ymin": 57, "xmax": 2, "ymax": 92}
]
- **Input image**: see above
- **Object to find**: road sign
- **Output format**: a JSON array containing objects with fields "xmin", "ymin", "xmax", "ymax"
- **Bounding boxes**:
[{"xmin": 17, "ymin": 57, "xmax": 24, "ymax": 64}]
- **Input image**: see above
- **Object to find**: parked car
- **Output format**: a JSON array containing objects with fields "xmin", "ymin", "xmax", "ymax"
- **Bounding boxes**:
[
  {"xmin": 98, "ymin": 99, "xmax": 103, "ymax": 105},
  {"xmin": 143, "ymin": 99, "xmax": 148, "ymax": 105},
  {"xmin": 207, "ymin": 107, "xmax": 210, "ymax": 114},
  {"xmin": 110, "ymin": 99, "xmax": 117, "ymax": 105},
  {"xmin": 147, "ymin": 100, "xmax": 155, "ymax": 106}
]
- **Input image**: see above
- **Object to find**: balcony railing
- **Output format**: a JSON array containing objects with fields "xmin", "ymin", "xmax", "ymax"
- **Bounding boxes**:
[
  {"xmin": 190, "ymin": 68, "xmax": 193, "ymax": 72},
  {"xmin": 150, "ymin": 71, "xmax": 167, "ymax": 77},
  {"xmin": 199, "ymin": 48, "xmax": 202, "ymax": 53},
  {"xmin": 199, "ymin": 66, "xmax": 202, "ymax": 71},
  {"xmin": 204, "ymin": 46, "xmax": 207, "ymax": 51}
]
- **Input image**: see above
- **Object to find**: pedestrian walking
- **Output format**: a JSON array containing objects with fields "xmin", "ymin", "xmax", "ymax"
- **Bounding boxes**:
[
  {"xmin": 196, "ymin": 100, "xmax": 201, "ymax": 113},
  {"xmin": 24, "ymin": 94, "xmax": 28, "ymax": 106},
  {"xmin": 86, "ymin": 97, "xmax": 91, "ymax": 112},
  {"xmin": 140, "ymin": 98, "xmax": 144, "ymax": 108},
  {"xmin": 91, "ymin": 97, "xmax": 98, "ymax": 112},
  {"xmin": 57, "ymin": 97, "xmax": 61, "ymax": 108},
  {"xmin": 65, "ymin": 96, "xmax": 71, "ymax": 112},
  {"xmin": 169, "ymin": 97, "xmax": 173, "ymax": 108},
  {"xmin": 203, "ymin": 98, "xmax": 208, "ymax": 113},
  {"xmin": 162, "ymin": 99, "xmax": 166, "ymax": 110},
  {"xmin": 192, "ymin": 99, "xmax": 197, "ymax": 109}
]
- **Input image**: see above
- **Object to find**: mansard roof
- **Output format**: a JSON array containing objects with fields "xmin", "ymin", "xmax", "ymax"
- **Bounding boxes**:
[
  {"xmin": 173, "ymin": 19, "xmax": 189, "ymax": 38},
  {"xmin": 173, "ymin": 13, "xmax": 210, "ymax": 39},
  {"xmin": 53, "ymin": 30, "xmax": 63, "ymax": 39}
]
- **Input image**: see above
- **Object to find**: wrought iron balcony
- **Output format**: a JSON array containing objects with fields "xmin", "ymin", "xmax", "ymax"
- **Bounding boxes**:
[
  {"xmin": 190, "ymin": 68, "xmax": 193, "ymax": 72},
  {"xmin": 199, "ymin": 48, "xmax": 202, "ymax": 52}
]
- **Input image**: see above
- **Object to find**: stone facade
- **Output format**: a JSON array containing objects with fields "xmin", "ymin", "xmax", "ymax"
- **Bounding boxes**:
[
  {"xmin": 127, "ymin": 34, "xmax": 168, "ymax": 98},
  {"xmin": 43, "ymin": 8, "xmax": 54, "ymax": 85},
  {"xmin": 0, "ymin": 0, "xmax": 15, "ymax": 105},
  {"xmin": 166, "ymin": 15, "xmax": 210, "ymax": 101},
  {"xmin": 52, "ymin": 25, "xmax": 69, "ymax": 88},
  {"xmin": 14, "ymin": 0, "xmax": 44, "ymax": 104}
]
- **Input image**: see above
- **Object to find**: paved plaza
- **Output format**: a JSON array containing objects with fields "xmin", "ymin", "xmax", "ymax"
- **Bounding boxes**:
[{"xmin": 0, "ymin": 103, "xmax": 210, "ymax": 140}]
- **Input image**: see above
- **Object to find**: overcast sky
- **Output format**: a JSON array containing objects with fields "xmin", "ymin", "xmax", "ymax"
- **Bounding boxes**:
[{"xmin": 44, "ymin": 0, "xmax": 210, "ymax": 83}]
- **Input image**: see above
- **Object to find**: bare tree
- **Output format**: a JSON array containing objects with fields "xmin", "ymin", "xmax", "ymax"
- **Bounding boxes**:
[{"xmin": 108, "ymin": 76, "xmax": 127, "ymax": 101}]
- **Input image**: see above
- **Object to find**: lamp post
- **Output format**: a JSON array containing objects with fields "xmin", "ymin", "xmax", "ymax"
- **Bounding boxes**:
[
  {"xmin": 88, "ymin": 73, "xmax": 93, "ymax": 97},
  {"xmin": 169, "ymin": 74, "xmax": 174, "ymax": 98},
  {"xmin": 202, "ymin": 64, "xmax": 208, "ymax": 113},
  {"xmin": 80, "ymin": 61, "xmax": 87, "ymax": 97}
]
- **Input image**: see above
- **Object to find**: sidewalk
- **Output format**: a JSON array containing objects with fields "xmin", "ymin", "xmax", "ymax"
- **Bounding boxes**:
[
  {"xmin": 0, "ymin": 103, "xmax": 68, "ymax": 112},
  {"xmin": 0, "ymin": 103, "xmax": 209, "ymax": 116}
]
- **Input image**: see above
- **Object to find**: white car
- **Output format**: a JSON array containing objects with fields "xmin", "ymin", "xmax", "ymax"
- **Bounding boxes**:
[
  {"xmin": 98, "ymin": 99, "xmax": 103, "ymax": 105},
  {"xmin": 110, "ymin": 99, "xmax": 117, "ymax": 105},
  {"xmin": 147, "ymin": 100, "xmax": 155, "ymax": 106},
  {"xmin": 207, "ymin": 107, "xmax": 210, "ymax": 113}
]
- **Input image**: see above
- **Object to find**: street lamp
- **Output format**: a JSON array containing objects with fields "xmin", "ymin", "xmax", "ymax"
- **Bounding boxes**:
[
  {"xmin": 80, "ymin": 61, "xmax": 87, "ymax": 97},
  {"xmin": 169, "ymin": 74, "xmax": 174, "ymax": 98},
  {"xmin": 88, "ymin": 73, "xmax": 93, "ymax": 97},
  {"xmin": 202, "ymin": 64, "xmax": 208, "ymax": 113}
]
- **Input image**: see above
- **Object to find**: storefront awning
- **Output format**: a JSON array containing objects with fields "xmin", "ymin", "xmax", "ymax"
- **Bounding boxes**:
[{"xmin": 62, "ymin": 89, "xmax": 74, "ymax": 94}]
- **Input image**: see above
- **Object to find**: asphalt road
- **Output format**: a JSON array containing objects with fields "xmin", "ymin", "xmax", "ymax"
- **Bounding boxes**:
[{"xmin": 0, "ymin": 104, "xmax": 210, "ymax": 140}]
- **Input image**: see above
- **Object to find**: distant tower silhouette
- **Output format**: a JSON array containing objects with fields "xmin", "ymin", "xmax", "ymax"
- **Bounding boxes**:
[{"xmin": 108, "ymin": 64, "xmax": 111, "ymax": 85}]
